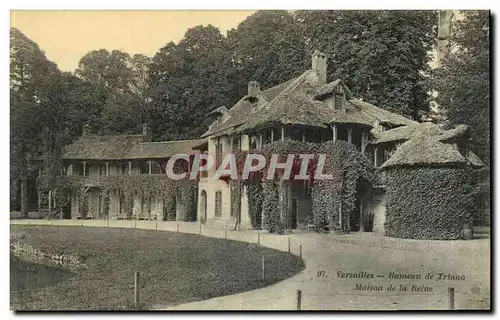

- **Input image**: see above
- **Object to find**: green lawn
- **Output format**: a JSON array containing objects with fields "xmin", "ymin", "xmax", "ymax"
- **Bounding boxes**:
[{"xmin": 10, "ymin": 225, "xmax": 304, "ymax": 310}]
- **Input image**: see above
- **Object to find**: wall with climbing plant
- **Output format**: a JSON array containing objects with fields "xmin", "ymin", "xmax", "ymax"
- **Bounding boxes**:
[
  {"xmin": 40, "ymin": 174, "xmax": 197, "ymax": 220},
  {"xmin": 229, "ymin": 139, "xmax": 376, "ymax": 234},
  {"xmin": 384, "ymin": 167, "xmax": 476, "ymax": 240}
]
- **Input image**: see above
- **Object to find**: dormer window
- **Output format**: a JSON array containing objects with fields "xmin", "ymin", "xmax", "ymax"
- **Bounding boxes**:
[{"xmin": 334, "ymin": 93, "xmax": 343, "ymax": 110}]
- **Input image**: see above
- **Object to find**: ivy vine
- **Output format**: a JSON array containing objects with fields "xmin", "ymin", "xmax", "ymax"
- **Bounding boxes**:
[{"xmin": 228, "ymin": 139, "xmax": 376, "ymax": 234}]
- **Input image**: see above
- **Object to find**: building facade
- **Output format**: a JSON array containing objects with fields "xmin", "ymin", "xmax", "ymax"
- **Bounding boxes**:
[
  {"xmin": 196, "ymin": 50, "xmax": 484, "ymax": 235},
  {"xmin": 61, "ymin": 124, "xmax": 203, "ymax": 221}
]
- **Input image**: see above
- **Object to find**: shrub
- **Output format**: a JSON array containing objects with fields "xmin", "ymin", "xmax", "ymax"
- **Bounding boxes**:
[{"xmin": 384, "ymin": 167, "xmax": 475, "ymax": 240}]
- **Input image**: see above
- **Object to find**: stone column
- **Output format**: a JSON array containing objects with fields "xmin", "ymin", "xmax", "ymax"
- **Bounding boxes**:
[
  {"xmin": 361, "ymin": 129, "xmax": 367, "ymax": 155},
  {"xmin": 331, "ymin": 124, "xmax": 338, "ymax": 142},
  {"xmin": 347, "ymin": 128, "xmax": 353, "ymax": 144}
]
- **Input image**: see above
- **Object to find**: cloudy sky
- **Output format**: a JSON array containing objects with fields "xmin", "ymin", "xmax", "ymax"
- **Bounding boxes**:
[{"xmin": 10, "ymin": 10, "xmax": 255, "ymax": 71}]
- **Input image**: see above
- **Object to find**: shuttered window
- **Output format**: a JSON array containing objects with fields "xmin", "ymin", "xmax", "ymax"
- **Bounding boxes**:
[{"xmin": 215, "ymin": 191, "xmax": 222, "ymax": 217}]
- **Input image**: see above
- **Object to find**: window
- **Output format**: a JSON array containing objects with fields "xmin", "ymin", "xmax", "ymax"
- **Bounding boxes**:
[
  {"xmin": 215, "ymin": 138, "xmax": 223, "ymax": 167},
  {"xmin": 99, "ymin": 164, "xmax": 107, "ymax": 176},
  {"xmin": 215, "ymin": 191, "xmax": 222, "ymax": 217},
  {"xmin": 201, "ymin": 151, "xmax": 209, "ymax": 178},
  {"xmin": 383, "ymin": 146, "xmax": 396, "ymax": 163},
  {"xmin": 334, "ymin": 93, "xmax": 343, "ymax": 110},
  {"xmin": 458, "ymin": 141, "xmax": 469, "ymax": 157},
  {"xmin": 232, "ymin": 135, "xmax": 240, "ymax": 152}
]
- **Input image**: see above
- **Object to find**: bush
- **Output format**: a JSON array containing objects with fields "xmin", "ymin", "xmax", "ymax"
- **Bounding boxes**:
[{"xmin": 384, "ymin": 167, "xmax": 475, "ymax": 240}]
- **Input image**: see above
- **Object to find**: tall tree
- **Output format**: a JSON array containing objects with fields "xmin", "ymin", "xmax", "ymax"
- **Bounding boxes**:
[
  {"xmin": 298, "ymin": 10, "xmax": 437, "ymax": 120},
  {"xmin": 431, "ymin": 11, "xmax": 490, "ymax": 165},
  {"xmin": 129, "ymin": 54, "xmax": 153, "ymax": 124},
  {"xmin": 76, "ymin": 49, "xmax": 132, "ymax": 93},
  {"xmin": 10, "ymin": 28, "xmax": 59, "ymax": 214},
  {"xmin": 75, "ymin": 49, "xmax": 147, "ymax": 134},
  {"xmin": 149, "ymin": 25, "xmax": 234, "ymax": 140},
  {"xmin": 227, "ymin": 10, "xmax": 309, "ymax": 96}
]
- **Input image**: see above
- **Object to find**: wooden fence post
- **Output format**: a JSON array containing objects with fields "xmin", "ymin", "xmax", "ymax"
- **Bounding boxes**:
[
  {"xmin": 257, "ymin": 233, "xmax": 261, "ymax": 245},
  {"xmin": 224, "ymin": 229, "xmax": 227, "ymax": 239},
  {"xmin": 288, "ymin": 237, "xmax": 291, "ymax": 253},
  {"xmin": 156, "ymin": 221, "xmax": 158, "ymax": 231},
  {"xmin": 299, "ymin": 245, "xmax": 302, "ymax": 259},
  {"xmin": 261, "ymin": 256, "xmax": 265, "ymax": 281},
  {"xmin": 448, "ymin": 287, "xmax": 455, "ymax": 310},
  {"xmin": 177, "ymin": 224, "xmax": 180, "ymax": 233},
  {"xmin": 199, "ymin": 225, "xmax": 202, "ymax": 235},
  {"xmin": 297, "ymin": 290, "xmax": 302, "ymax": 310},
  {"xmin": 134, "ymin": 271, "xmax": 140, "ymax": 309}
]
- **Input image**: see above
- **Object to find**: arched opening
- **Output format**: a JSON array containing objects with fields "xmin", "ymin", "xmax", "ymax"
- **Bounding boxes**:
[{"xmin": 200, "ymin": 190, "xmax": 207, "ymax": 224}]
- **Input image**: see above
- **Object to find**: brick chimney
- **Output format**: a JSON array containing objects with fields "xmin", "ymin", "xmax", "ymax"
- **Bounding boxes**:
[
  {"xmin": 312, "ymin": 50, "xmax": 327, "ymax": 85},
  {"xmin": 142, "ymin": 123, "xmax": 148, "ymax": 135},
  {"xmin": 248, "ymin": 81, "xmax": 260, "ymax": 98}
]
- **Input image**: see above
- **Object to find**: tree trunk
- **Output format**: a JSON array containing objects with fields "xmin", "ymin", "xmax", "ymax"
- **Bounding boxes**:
[{"xmin": 20, "ymin": 176, "xmax": 28, "ymax": 218}]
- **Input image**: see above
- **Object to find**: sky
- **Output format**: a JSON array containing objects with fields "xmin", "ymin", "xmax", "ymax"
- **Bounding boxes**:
[{"xmin": 10, "ymin": 10, "xmax": 255, "ymax": 72}]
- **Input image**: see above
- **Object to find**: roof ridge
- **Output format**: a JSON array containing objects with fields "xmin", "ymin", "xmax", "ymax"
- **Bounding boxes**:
[
  {"xmin": 140, "ymin": 139, "xmax": 204, "ymax": 144},
  {"xmin": 82, "ymin": 134, "xmax": 145, "ymax": 138}
]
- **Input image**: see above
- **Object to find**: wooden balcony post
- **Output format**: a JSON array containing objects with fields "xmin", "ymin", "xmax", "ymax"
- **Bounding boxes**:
[
  {"xmin": 270, "ymin": 129, "xmax": 274, "ymax": 143},
  {"xmin": 83, "ymin": 161, "xmax": 86, "ymax": 176},
  {"xmin": 331, "ymin": 124, "xmax": 337, "ymax": 142},
  {"xmin": 106, "ymin": 162, "xmax": 109, "ymax": 176},
  {"xmin": 302, "ymin": 132, "xmax": 306, "ymax": 143},
  {"xmin": 281, "ymin": 126, "xmax": 285, "ymax": 141},
  {"xmin": 128, "ymin": 161, "xmax": 132, "ymax": 175},
  {"xmin": 347, "ymin": 128, "xmax": 353, "ymax": 144},
  {"xmin": 148, "ymin": 161, "xmax": 152, "ymax": 175},
  {"xmin": 374, "ymin": 146, "xmax": 379, "ymax": 167}
]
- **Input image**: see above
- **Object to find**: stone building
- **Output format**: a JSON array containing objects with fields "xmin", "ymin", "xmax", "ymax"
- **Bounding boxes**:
[
  {"xmin": 61, "ymin": 124, "xmax": 203, "ymax": 221},
  {"xmin": 196, "ymin": 50, "xmax": 484, "ymax": 235},
  {"xmin": 51, "ymin": 49, "xmax": 484, "ymax": 238}
]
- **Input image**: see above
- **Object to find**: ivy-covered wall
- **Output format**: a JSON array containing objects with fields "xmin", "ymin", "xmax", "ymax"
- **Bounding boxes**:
[
  {"xmin": 384, "ymin": 167, "xmax": 475, "ymax": 240},
  {"xmin": 43, "ymin": 175, "xmax": 198, "ymax": 220},
  {"xmin": 232, "ymin": 139, "xmax": 375, "ymax": 234}
]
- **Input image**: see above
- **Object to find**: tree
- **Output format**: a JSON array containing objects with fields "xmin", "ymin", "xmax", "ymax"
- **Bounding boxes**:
[
  {"xmin": 227, "ymin": 10, "xmax": 309, "ymax": 96},
  {"xmin": 149, "ymin": 25, "xmax": 234, "ymax": 140},
  {"xmin": 431, "ymin": 11, "xmax": 490, "ymax": 165},
  {"xmin": 298, "ymin": 10, "xmax": 437, "ymax": 120},
  {"xmin": 129, "ymin": 54, "xmax": 153, "ymax": 124},
  {"xmin": 75, "ymin": 49, "xmax": 132, "ymax": 93},
  {"xmin": 10, "ymin": 28, "xmax": 59, "ymax": 215}
]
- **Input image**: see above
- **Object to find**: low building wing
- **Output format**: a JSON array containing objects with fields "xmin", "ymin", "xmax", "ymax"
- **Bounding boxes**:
[
  {"xmin": 125, "ymin": 139, "xmax": 205, "ymax": 159},
  {"xmin": 62, "ymin": 135, "xmax": 146, "ymax": 160}
]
